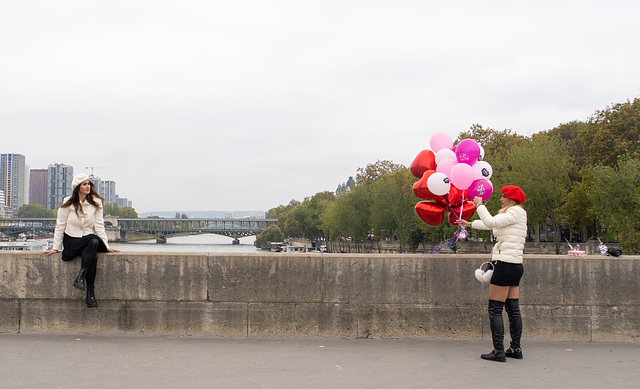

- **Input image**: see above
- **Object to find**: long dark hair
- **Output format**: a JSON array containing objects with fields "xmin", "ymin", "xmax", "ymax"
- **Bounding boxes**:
[{"xmin": 61, "ymin": 180, "xmax": 104, "ymax": 216}]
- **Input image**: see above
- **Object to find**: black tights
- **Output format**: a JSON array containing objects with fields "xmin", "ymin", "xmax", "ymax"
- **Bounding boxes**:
[{"xmin": 81, "ymin": 238, "xmax": 100, "ymax": 287}]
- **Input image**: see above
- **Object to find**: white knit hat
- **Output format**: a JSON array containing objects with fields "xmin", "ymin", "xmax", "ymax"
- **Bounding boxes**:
[{"xmin": 72, "ymin": 173, "xmax": 91, "ymax": 190}]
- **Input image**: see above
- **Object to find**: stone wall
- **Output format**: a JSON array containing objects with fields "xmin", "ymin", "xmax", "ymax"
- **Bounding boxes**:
[{"xmin": 0, "ymin": 252, "xmax": 638, "ymax": 341}]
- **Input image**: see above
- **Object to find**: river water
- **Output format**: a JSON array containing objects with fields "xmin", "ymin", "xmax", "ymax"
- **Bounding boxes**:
[{"xmin": 109, "ymin": 233, "xmax": 259, "ymax": 253}]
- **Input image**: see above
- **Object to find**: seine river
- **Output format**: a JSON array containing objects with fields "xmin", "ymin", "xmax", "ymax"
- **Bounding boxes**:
[{"xmin": 109, "ymin": 233, "xmax": 259, "ymax": 253}]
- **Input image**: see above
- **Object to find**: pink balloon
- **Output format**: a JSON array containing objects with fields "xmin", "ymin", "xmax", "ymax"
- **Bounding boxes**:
[
  {"xmin": 468, "ymin": 179, "xmax": 494, "ymax": 201},
  {"xmin": 455, "ymin": 139, "xmax": 481, "ymax": 165},
  {"xmin": 449, "ymin": 163, "xmax": 474, "ymax": 190},
  {"xmin": 430, "ymin": 132, "xmax": 453, "ymax": 152},
  {"xmin": 436, "ymin": 158, "xmax": 457, "ymax": 177}
]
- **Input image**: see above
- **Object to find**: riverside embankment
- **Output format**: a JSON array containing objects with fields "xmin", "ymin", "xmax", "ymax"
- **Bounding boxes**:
[{"xmin": 1, "ymin": 252, "xmax": 638, "ymax": 341}]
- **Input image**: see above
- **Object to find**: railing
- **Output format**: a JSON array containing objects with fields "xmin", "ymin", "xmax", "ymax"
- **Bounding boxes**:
[{"xmin": 0, "ymin": 217, "xmax": 278, "ymax": 238}]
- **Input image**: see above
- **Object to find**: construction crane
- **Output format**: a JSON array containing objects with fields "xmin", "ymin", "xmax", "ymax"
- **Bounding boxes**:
[{"xmin": 85, "ymin": 167, "xmax": 110, "ymax": 177}]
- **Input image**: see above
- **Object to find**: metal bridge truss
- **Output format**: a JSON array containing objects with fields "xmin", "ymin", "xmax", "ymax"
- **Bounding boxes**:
[
  {"xmin": 0, "ymin": 218, "xmax": 278, "ymax": 240},
  {"xmin": 116, "ymin": 218, "xmax": 277, "ymax": 239}
]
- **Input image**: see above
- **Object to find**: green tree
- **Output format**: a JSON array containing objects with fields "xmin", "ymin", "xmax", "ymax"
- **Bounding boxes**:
[
  {"xmin": 586, "ymin": 155, "xmax": 640, "ymax": 253},
  {"xmin": 17, "ymin": 204, "xmax": 56, "ymax": 218},
  {"xmin": 255, "ymin": 225, "xmax": 285, "ymax": 248},
  {"xmin": 581, "ymin": 98, "xmax": 640, "ymax": 167},
  {"xmin": 104, "ymin": 203, "xmax": 120, "ymax": 216},
  {"xmin": 369, "ymin": 169, "xmax": 424, "ymax": 251},
  {"xmin": 502, "ymin": 133, "xmax": 571, "ymax": 251},
  {"xmin": 120, "ymin": 207, "xmax": 138, "ymax": 218},
  {"xmin": 181, "ymin": 213, "xmax": 189, "ymax": 219},
  {"xmin": 267, "ymin": 199, "xmax": 301, "ymax": 238},
  {"xmin": 456, "ymin": 124, "xmax": 527, "ymax": 179},
  {"xmin": 293, "ymin": 191, "xmax": 335, "ymax": 242},
  {"xmin": 356, "ymin": 160, "xmax": 405, "ymax": 185}
]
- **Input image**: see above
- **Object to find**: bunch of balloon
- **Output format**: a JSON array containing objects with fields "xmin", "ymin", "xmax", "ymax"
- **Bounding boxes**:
[{"xmin": 410, "ymin": 132, "xmax": 494, "ymax": 228}]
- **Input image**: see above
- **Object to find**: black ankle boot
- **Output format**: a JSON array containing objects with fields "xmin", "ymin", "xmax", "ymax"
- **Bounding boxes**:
[
  {"xmin": 481, "ymin": 300, "xmax": 506, "ymax": 362},
  {"xmin": 73, "ymin": 268, "xmax": 88, "ymax": 291},
  {"xmin": 505, "ymin": 298, "xmax": 523, "ymax": 359},
  {"xmin": 86, "ymin": 286, "xmax": 98, "ymax": 308},
  {"xmin": 481, "ymin": 349, "xmax": 506, "ymax": 362},
  {"xmin": 505, "ymin": 347, "xmax": 523, "ymax": 359}
]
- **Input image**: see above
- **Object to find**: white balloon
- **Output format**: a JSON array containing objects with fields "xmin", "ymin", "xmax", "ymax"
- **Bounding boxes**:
[
  {"xmin": 478, "ymin": 145, "xmax": 485, "ymax": 161},
  {"xmin": 427, "ymin": 172, "xmax": 451, "ymax": 196},
  {"xmin": 435, "ymin": 148, "xmax": 456, "ymax": 165},
  {"xmin": 473, "ymin": 161, "xmax": 493, "ymax": 180}
]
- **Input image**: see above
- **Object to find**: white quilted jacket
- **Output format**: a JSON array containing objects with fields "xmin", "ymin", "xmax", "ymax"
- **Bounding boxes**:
[{"xmin": 471, "ymin": 204, "xmax": 527, "ymax": 264}]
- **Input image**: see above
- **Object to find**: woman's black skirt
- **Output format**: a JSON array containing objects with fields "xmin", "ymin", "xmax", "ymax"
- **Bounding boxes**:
[
  {"xmin": 490, "ymin": 260, "xmax": 524, "ymax": 286},
  {"xmin": 61, "ymin": 233, "xmax": 108, "ymax": 262}
]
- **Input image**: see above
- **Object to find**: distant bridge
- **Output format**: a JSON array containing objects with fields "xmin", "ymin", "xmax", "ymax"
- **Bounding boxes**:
[{"xmin": 0, "ymin": 217, "xmax": 278, "ymax": 243}]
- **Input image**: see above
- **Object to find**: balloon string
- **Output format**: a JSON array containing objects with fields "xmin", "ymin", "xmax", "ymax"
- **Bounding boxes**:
[{"xmin": 426, "ymin": 226, "xmax": 466, "ymax": 254}]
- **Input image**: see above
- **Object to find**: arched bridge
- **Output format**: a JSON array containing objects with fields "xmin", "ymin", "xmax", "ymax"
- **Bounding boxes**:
[{"xmin": 0, "ymin": 217, "xmax": 278, "ymax": 242}]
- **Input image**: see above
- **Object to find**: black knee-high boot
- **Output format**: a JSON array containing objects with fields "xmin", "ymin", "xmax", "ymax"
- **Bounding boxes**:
[
  {"xmin": 481, "ymin": 299, "xmax": 506, "ymax": 362},
  {"xmin": 505, "ymin": 298, "xmax": 523, "ymax": 359},
  {"xmin": 86, "ymin": 286, "xmax": 98, "ymax": 308},
  {"xmin": 73, "ymin": 268, "xmax": 88, "ymax": 291}
]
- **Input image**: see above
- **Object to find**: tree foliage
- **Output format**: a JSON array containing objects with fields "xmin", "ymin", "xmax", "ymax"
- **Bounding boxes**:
[
  {"xmin": 502, "ymin": 133, "xmax": 571, "ymax": 249},
  {"xmin": 356, "ymin": 160, "xmax": 405, "ymax": 185},
  {"xmin": 17, "ymin": 204, "xmax": 56, "ymax": 218},
  {"xmin": 255, "ymin": 225, "xmax": 285, "ymax": 247},
  {"xmin": 586, "ymin": 155, "xmax": 640, "ymax": 253},
  {"xmin": 104, "ymin": 203, "xmax": 138, "ymax": 218},
  {"xmin": 261, "ymin": 98, "xmax": 640, "ymax": 254}
]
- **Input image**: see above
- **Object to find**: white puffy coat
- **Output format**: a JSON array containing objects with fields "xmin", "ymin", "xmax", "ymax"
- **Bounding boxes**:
[{"xmin": 471, "ymin": 204, "xmax": 527, "ymax": 264}]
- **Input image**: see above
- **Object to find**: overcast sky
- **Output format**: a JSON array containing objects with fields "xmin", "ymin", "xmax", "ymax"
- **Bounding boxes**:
[{"xmin": 2, "ymin": 0, "xmax": 639, "ymax": 213}]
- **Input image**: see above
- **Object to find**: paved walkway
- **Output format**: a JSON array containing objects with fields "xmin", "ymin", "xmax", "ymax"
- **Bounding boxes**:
[{"xmin": 0, "ymin": 334, "xmax": 638, "ymax": 388}]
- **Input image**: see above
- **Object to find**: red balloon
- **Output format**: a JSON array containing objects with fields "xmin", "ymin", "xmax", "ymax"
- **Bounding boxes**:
[
  {"xmin": 415, "ymin": 201, "xmax": 446, "ymax": 227},
  {"xmin": 410, "ymin": 150, "xmax": 437, "ymax": 178},
  {"xmin": 413, "ymin": 170, "xmax": 437, "ymax": 200},
  {"xmin": 413, "ymin": 173, "xmax": 447, "ymax": 205},
  {"xmin": 447, "ymin": 201, "xmax": 477, "ymax": 225},
  {"xmin": 446, "ymin": 184, "xmax": 468, "ymax": 207}
]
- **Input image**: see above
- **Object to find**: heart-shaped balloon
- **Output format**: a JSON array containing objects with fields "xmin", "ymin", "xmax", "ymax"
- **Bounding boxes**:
[
  {"xmin": 446, "ymin": 184, "xmax": 468, "ymax": 207},
  {"xmin": 413, "ymin": 170, "xmax": 437, "ymax": 200},
  {"xmin": 413, "ymin": 171, "xmax": 447, "ymax": 204},
  {"xmin": 410, "ymin": 150, "xmax": 437, "ymax": 179},
  {"xmin": 415, "ymin": 201, "xmax": 446, "ymax": 227},
  {"xmin": 447, "ymin": 201, "xmax": 477, "ymax": 226}
]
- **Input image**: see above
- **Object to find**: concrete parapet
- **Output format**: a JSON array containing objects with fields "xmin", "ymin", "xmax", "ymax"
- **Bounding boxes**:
[{"xmin": 1, "ymin": 252, "xmax": 638, "ymax": 341}]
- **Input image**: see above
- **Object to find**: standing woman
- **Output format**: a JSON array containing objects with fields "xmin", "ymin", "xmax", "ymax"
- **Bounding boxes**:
[
  {"xmin": 43, "ymin": 173, "xmax": 119, "ymax": 308},
  {"xmin": 457, "ymin": 185, "xmax": 527, "ymax": 362}
]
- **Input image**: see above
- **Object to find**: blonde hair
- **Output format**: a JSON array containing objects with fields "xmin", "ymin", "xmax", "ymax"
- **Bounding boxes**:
[{"xmin": 498, "ymin": 198, "xmax": 518, "ymax": 214}]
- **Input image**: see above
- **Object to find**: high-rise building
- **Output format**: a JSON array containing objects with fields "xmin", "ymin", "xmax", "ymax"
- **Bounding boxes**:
[
  {"xmin": 0, "ymin": 189, "xmax": 10, "ymax": 218},
  {"xmin": 115, "ymin": 195, "xmax": 132, "ymax": 209},
  {"xmin": 101, "ymin": 180, "xmax": 116, "ymax": 205},
  {"xmin": 30, "ymin": 169, "xmax": 48, "ymax": 208},
  {"xmin": 1, "ymin": 153, "xmax": 28, "ymax": 216},
  {"xmin": 48, "ymin": 163, "xmax": 73, "ymax": 209}
]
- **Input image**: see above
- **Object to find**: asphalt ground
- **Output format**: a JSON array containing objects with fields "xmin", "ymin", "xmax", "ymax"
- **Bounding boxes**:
[{"xmin": 1, "ymin": 334, "xmax": 638, "ymax": 389}]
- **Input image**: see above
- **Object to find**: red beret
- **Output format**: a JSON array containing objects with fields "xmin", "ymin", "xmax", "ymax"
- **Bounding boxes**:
[{"xmin": 501, "ymin": 185, "xmax": 526, "ymax": 203}]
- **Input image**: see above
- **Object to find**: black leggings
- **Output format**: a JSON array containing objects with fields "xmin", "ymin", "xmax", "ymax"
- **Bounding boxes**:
[{"xmin": 81, "ymin": 237, "xmax": 100, "ymax": 287}]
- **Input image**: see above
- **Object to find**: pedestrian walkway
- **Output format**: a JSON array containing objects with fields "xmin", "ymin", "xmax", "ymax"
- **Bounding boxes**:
[{"xmin": 0, "ymin": 334, "xmax": 638, "ymax": 388}]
